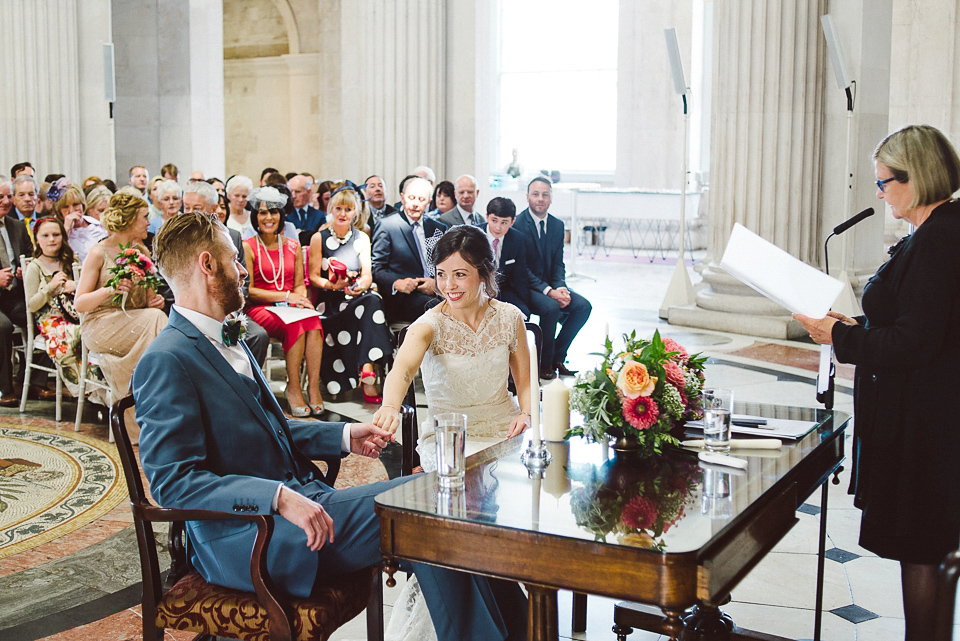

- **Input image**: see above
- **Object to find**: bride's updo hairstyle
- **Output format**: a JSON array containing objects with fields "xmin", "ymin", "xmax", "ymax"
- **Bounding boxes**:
[{"xmin": 432, "ymin": 225, "xmax": 499, "ymax": 297}]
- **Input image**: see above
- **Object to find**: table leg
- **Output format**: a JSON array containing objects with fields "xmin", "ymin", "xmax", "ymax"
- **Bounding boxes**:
[
  {"xmin": 525, "ymin": 583, "xmax": 559, "ymax": 641},
  {"xmin": 813, "ymin": 480, "xmax": 829, "ymax": 641},
  {"xmin": 572, "ymin": 592, "xmax": 587, "ymax": 632},
  {"xmin": 681, "ymin": 602, "xmax": 734, "ymax": 639}
]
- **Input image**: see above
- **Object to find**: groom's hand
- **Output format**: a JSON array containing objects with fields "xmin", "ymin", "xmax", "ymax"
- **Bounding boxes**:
[
  {"xmin": 349, "ymin": 422, "xmax": 395, "ymax": 458},
  {"xmin": 277, "ymin": 486, "xmax": 334, "ymax": 551}
]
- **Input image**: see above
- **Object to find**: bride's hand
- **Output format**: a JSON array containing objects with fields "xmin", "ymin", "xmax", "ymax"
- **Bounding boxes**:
[
  {"xmin": 507, "ymin": 413, "xmax": 530, "ymax": 438},
  {"xmin": 372, "ymin": 405, "xmax": 401, "ymax": 434}
]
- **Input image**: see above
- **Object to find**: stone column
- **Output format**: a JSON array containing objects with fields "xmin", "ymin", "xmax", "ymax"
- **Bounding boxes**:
[{"xmin": 667, "ymin": 0, "xmax": 827, "ymax": 339}]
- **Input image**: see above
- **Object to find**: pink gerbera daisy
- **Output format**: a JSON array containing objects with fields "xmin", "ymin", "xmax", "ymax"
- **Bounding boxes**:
[
  {"xmin": 623, "ymin": 395, "xmax": 659, "ymax": 430},
  {"xmin": 622, "ymin": 496, "xmax": 657, "ymax": 530},
  {"xmin": 662, "ymin": 338, "xmax": 689, "ymax": 363}
]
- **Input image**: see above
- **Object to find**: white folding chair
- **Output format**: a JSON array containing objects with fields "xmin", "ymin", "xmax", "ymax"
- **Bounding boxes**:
[
  {"xmin": 72, "ymin": 262, "xmax": 113, "ymax": 439},
  {"xmin": 18, "ymin": 256, "xmax": 64, "ymax": 421}
]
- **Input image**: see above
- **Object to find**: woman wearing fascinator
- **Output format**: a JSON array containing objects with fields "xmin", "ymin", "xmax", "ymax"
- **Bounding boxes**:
[
  {"xmin": 242, "ymin": 186, "xmax": 326, "ymax": 417},
  {"xmin": 308, "ymin": 181, "xmax": 391, "ymax": 403},
  {"xmin": 371, "ymin": 224, "xmax": 532, "ymax": 640}
]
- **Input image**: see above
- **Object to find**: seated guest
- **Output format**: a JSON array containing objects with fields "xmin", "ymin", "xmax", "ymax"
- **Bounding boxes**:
[
  {"xmin": 372, "ymin": 176, "xmax": 448, "ymax": 323},
  {"xmin": 135, "ymin": 211, "xmax": 527, "ymax": 641},
  {"xmin": 181, "ymin": 182, "xmax": 269, "ymax": 367},
  {"xmin": 160, "ymin": 162, "xmax": 179, "ymax": 182},
  {"xmin": 427, "ymin": 180, "xmax": 455, "ymax": 219},
  {"xmin": 57, "ymin": 183, "xmax": 108, "ymax": 263},
  {"xmin": 481, "ymin": 197, "xmax": 533, "ymax": 313},
  {"xmin": 148, "ymin": 180, "xmax": 182, "ymax": 234},
  {"xmin": 288, "ymin": 174, "xmax": 324, "ymax": 234},
  {"xmin": 513, "ymin": 176, "xmax": 591, "ymax": 380},
  {"xmin": 316, "ymin": 180, "xmax": 334, "ymax": 215},
  {"xmin": 207, "ymin": 176, "xmax": 225, "ymax": 198},
  {"xmin": 75, "ymin": 192, "xmax": 168, "ymax": 441},
  {"xmin": 259, "ymin": 166, "xmax": 279, "ymax": 186},
  {"xmin": 11, "ymin": 175, "xmax": 39, "ymax": 235},
  {"xmin": 25, "ymin": 216, "xmax": 105, "ymax": 397},
  {"xmin": 308, "ymin": 182, "xmax": 392, "ymax": 403},
  {"xmin": 225, "ymin": 174, "xmax": 254, "ymax": 237},
  {"xmin": 363, "ymin": 175, "xmax": 396, "ymax": 230},
  {"xmin": 146, "ymin": 175, "xmax": 164, "ymax": 229},
  {"xmin": 438, "ymin": 174, "xmax": 483, "ymax": 226},
  {"xmin": 242, "ymin": 186, "xmax": 325, "ymax": 417}
]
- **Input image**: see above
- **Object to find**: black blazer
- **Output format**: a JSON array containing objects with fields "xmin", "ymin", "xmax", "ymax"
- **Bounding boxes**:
[
  {"xmin": 371, "ymin": 212, "xmax": 448, "ymax": 293},
  {"xmin": 288, "ymin": 205, "xmax": 324, "ymax": 233},
  {"xmin": 513, "ymin": 208, "xmax": 566, "ymax": 292},
  {"xmin": 2, "ymin": 215, "xmax": 32, "ymax": 269},
  {"xmin": 480, "ymin": 225, "xmax": 532, "ymax": 309}
]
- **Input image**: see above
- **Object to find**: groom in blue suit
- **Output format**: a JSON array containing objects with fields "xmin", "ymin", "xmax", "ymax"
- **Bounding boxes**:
[{"xmin": 133, "ymin": 213, "xmax": 526, "ymax": 640}]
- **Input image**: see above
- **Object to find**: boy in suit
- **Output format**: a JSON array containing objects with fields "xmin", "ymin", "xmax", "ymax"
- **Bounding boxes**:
[{"xmin": 481, "ymin": 196, "xmax": 533, "ymax": 313}]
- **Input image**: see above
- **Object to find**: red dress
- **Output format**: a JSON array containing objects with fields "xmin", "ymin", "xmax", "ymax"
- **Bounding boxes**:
[{"xmin": 246, "ymin": 237, "xmax": 323, "ymax": 352}]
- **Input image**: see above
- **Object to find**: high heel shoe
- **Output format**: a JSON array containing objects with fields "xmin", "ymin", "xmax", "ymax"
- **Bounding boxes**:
[
  {"xmin": 360, "ymin": 372, "xmax": 382, "ymax": 404},
  {"xmin": 286, "ymin": 385, "xmax": 311, "ymax": 418},
  {"xmin": 309, "ymin": 401, "xmax": 324, "ymax": 417}
]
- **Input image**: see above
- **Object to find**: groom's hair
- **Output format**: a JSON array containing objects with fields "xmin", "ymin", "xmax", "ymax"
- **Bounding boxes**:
[{"xmin": 154, "ymin": 211, "xmax": 230, "ymax": 285}]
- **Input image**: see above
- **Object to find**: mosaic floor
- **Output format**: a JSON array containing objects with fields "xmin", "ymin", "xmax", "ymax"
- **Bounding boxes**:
[{"xmin": 0, "ymin": 248, "xmax": 956, "ymax": 641}]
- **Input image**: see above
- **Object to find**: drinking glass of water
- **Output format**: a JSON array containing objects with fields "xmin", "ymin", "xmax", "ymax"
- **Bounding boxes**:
[
  {"xmin": 701, "ymin": 388, "xmax": 733, "ymax": 453},
  {"xmin": 434, "ymin": 413, "xmax": 467, "ymax": 489}
]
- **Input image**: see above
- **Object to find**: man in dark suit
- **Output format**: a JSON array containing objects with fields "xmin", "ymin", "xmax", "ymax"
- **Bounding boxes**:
[
  {"xmin": 512, "ymin": 176, "xmax": 591, "ymax": 379},
  {"xmin": 134, "ymin": 212, "xmax": 526, "ymax": 640},
  {"xmin": 180, "ymin": 182, "xmax": 269, "ymax": 366},
  {"xmin": 372, "ymin": 176, "xmax": 448, "ymax": 323},
  {"xmin": 287, "ymin": 174, "xmax": 324, "ymax": 238},
  {"xmin": 0, "ymin": 184, "xmax": 43, "ymax": 405},
  {"xmin": 438, "ymin": 174, "xmax": 483, "ymax": 227},
  {"xmin": 480, "ymin": 197, "xmax": 532, "ymax": 313},
  {"xmin": 363, "ymin": 175, "xmax": 396, "ymax": 230}
]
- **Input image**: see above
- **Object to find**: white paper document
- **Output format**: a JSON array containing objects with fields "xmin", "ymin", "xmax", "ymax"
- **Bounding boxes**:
[
  {"xmin": 719, "ymin": 223, "xmax": 844, "ymax": 318},
  {"xmin": 686, "ymin": 414, "xmax": 819, "ymax": 440},
  {"xmin": 264, "ymin": 305, "xmax": 324, "ymax": 324}
]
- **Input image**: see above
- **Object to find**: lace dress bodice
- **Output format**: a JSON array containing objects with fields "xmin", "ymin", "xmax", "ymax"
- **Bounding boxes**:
[{"xmin": 411, "ymin": 301, "xmax": 523, "ymax": 468}]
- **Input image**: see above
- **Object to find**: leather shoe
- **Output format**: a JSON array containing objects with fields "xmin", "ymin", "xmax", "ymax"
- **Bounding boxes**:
[
  {"xmin": 29, "ymin": 385, "xmax": 58, "ymax": 401},
  {"xmin": 555, "ymin": 363, "xmax": 578, "ymax": 377},
  {"xmin": 0, "ymin": 393, "xmax": 18, "ymax": 407},
  {"xmin": 539, "ymin": 367, "xmax": 557, "ymax": 381}
]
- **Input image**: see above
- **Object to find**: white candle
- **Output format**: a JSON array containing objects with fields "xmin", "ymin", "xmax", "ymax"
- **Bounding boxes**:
[
  {"xmin": 542, "ymin": 378, "xmax": 570, "ymax": 441},
  {"xmin": 528, "ymin": 330, "xmax": 541, "ymax": 447}
]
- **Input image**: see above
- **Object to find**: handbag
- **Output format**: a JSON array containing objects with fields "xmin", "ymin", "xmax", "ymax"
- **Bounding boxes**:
[{"xmin": 54, "ymin": 292, "xmax": 80, "ymax": 324}]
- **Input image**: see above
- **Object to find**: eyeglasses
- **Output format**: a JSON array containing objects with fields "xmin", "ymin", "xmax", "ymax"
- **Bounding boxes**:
[{"xmin": 876, "ymin": 176, "xmax": 897, "ymax": 192}]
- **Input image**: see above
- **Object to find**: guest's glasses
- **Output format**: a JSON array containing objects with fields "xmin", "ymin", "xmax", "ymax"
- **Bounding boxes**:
[{"xmin": 876, "ymin": 176, "xmax": 896, "ymax": 192}]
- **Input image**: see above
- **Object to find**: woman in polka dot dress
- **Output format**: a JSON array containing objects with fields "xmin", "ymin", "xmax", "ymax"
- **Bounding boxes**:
[{"xmin": 309, "ymin": 183, "xmax": 392, "ymax": 402}]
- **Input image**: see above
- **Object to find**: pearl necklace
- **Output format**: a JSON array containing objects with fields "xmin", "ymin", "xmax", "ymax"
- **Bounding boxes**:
[{"xmin": 255, "ymin": 235, "xmax": 285, "ymax": 289}]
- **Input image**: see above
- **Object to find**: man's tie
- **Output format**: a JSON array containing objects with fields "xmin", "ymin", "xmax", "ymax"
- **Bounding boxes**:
[
  {"xmin": 470, "ymin": 213, "xmax": 482, "ymax": 225},
  {"xmin": 0, "ymin": 235, "xmax": 10, "ymax": 271},
  {"xmin": 539, "ymin": 219, "xmax": 547, "ymax": 240},
  {"xmin": 412, "ymin": 221, "xmax": 430, "ymax": 277},
  {"xmin": 492, "ymin": 237, "xmax": 500, "ymax": 265}
]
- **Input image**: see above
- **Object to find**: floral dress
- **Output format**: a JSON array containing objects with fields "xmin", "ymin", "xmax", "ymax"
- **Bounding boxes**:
[{"xmin": 24, "ymin": 258, "xmax": 103, "ymax": 396}]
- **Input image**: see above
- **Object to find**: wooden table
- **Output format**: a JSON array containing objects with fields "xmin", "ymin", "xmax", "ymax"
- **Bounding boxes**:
[{"xmin": 375, "ymin": 403, "xmax": 848, "ymax": 641}]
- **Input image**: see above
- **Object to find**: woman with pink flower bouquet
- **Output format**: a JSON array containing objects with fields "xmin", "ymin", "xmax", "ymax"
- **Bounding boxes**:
[{"xmin": 75, "ymin": 192, "xmax": 168, "ymax": 442}]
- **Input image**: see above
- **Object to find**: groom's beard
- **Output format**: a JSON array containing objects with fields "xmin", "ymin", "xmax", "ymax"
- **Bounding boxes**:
[{"xmin": 213, "ymin": 263, "xmax": 245, "ymax": 315}]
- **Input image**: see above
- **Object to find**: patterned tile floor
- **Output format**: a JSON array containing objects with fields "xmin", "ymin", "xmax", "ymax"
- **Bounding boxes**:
[{"xmin": 0, "ymin": 247, "xmax": 957, "ymax": 641}]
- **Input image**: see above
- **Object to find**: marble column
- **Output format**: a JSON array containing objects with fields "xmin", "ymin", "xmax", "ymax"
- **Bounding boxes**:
[
  {"xmin": 667, "ymin": 0, "xmax": 827, "ymax": 339},
  {"xmin": 0, "ymin": 0, "xmax": 114, "ymax": 181}
]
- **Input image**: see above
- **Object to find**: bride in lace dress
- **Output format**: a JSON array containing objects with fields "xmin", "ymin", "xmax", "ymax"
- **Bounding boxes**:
[{"xmin": 373, "ymin": 225, "xmax": 533, "ymax": 641}]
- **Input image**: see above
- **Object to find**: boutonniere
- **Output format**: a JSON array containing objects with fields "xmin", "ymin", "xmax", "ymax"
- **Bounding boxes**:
[{"xmin": 221, "ymin": 313, "xmax": 249, "ymax": 347}]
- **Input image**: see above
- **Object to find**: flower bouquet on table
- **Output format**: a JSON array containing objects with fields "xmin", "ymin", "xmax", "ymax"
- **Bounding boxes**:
[
  {"xmin": 569, "ymin": 330, "xmax": 707, "ymax": 455},
  {"xmin": 106, "ymin": 242, "xmax": 163, "ymax": 314},
  {"xmin": 570, "ymin": 456, "xmax": 701, "ymax": 550}
]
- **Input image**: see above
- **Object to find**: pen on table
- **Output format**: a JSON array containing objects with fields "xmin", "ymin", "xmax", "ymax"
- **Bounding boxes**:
[{"xmin": 682, "ymin": 438, "xmax": 783, "ymax": 450}]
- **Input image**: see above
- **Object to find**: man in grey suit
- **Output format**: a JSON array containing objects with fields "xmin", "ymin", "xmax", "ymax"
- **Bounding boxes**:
[
  {"xmin": 0, "ymin": 177, "xmax": 36, "ymax": 405},
  {"xmin": 134, "ymin": 212, "xmax": 526, "ymax": 640},
  {"xmin": 438, "ymin": 174, "xmax": 483, "ymax": 227}
]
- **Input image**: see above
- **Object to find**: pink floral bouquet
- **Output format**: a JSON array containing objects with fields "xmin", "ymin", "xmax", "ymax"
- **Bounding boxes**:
[
  {"xmin": 569, "ymin": 330, "xmax": 707, "ymax": 455},
  {"xmin": 106, "ymin": 242, "xmax": 163, "ymax": 311}
]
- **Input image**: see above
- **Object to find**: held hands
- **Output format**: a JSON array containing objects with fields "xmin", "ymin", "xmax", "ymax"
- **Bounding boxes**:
[
  {"xmin": 276, "ymin": 486, "xmax": 334, "ymax": 551},
  {"xmin": 372, "ymin": 405, "xmax": 402, "ymax": 434},
  {"xmin": 792, "ymin": 313, "xmax": 837, "ymax": 345},
  {"xmin": 287, "ymin": 293, "xmax": 314, "ymax": 309},
  {"xmin": 548, "ymin": 287, "xmax": 571, "ymax": 308},
  {"xmin": 147, "ymin": 294, "xmax": 165, "ymax": 309},
  {"xmin": 348, "ymin": 422, "xmax": 396, "ymax": 458},
  {"xmin": 0, "ymin": 267, "xmax": 13, "ymax": 288},
  {"xmin": 394, "ymin": 278, "xmax": 418, "ymax": 294},
  {"xmin": 416, "ymin": 278, "xmax": 436, "ymax": 295},
  {"xmin": 112, "ymin": 278, "xmax": 133, "ymax": 295}
]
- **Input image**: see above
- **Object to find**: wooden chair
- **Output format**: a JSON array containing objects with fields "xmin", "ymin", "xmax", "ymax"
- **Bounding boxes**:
[
  {"xmin": 110, "ymin": 395, "xmax": 382, "ymax": 641},
  {"xmin": 936, "ymin": 550, "xmax": 960, "ymax": 641},
  {"xmin": 18, "ymin": 256, "xmax": 65, "ymax": 420}
]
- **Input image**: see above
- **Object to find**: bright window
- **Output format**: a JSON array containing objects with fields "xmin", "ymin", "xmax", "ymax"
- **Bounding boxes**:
[{"xmin": 498, "ymin": 0, "xmax": 619, "ymax": 174}]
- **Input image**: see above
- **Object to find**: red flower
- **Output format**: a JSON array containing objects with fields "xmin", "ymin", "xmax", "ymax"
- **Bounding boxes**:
[
  {"xmin": 663, "ymin": 361, "xmax": 686, "ymax": 388},
  {"xmin": 622, "ymin": 496, "xmax": 657, "ymax": 530},
  {"xmin": 662, "ymin": 338, "xmax": 688, "ymax": 363},
  {"xmin": 623, "ymin": 395, "xmax": 659, "ymax": 430}
]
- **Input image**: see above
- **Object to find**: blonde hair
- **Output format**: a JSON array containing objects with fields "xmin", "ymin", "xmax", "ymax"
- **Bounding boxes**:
[
  {"xmin": 52, "ymin": 185, "xmax": 85, "ymax": 218},
  {"xmin": 102, "ymin": 192, "xmax": 147, "ymax": 232},
  {"xmin": 874, "ymin": 125, "xmax": 960, "ymax": 209},
  {"xmin": 326, "ymin": 184, "xmax": 369, "ymax": 230},
  {"xmin": 85, "ymin": 185, "xmax": 112, "ymax": 214}
]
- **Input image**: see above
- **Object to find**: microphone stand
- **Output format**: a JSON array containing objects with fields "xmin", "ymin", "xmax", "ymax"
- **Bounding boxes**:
[{"xmin": 817, "ymin": 232, "xmax": 838, "ymax": 410}]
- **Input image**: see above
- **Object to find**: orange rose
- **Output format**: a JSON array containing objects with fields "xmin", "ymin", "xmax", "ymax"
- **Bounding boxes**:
[{"xmin": 617, "ymin": 361, "xmax": 656, "ymax": 399}]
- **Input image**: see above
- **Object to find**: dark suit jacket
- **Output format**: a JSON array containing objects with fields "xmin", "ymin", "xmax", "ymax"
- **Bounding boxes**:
[
  {"xmin": 288, "ymin": 205, "xmax": 324, "ymax": 233},
  {"xmin": 480, "ymin": 224, "xmax": 532, "ymax": 310},
  {"xmin": 513, "ymin": 208, "xmax": 566, "ymax": 292},
  {"xmin": 371, "ymin": 212, "xmax": 447, "ymax": 293},
  {"xmin": 0, "ymin": 215, "xmax": 32, "ymax": 306},
  {"xmin": 134, "ymin": 309, "xmax": 346, "ymax": 598},
  {"xmin": 438, "ymin": 206, "xmax": 481, "ymax": 228}
]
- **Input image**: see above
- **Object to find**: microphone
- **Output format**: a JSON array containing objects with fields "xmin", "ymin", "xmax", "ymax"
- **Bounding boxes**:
[{"xmin": 832, "ymin": 207, "xmax": 875, "ymax": 235}]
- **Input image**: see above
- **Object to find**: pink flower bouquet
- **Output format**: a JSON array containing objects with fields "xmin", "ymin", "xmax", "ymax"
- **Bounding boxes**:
[
  {"xmin": 106, "ymin": 242, "xmax": 163, "ymax": 312},
  {"xmin": 569, "ymin": 330, "xmax": 707, "ymax": 455}
]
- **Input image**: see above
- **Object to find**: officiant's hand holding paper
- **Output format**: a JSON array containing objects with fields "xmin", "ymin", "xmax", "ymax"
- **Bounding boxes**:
[{"xmin": 792, "ymin": 313, "xmax": 836, "ymax": 345}]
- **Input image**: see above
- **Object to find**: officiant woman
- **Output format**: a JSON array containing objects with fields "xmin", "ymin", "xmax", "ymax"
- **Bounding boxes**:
[{"xmin": 794, "ymin": 124, "xmax": 960, "ymax": 641}]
